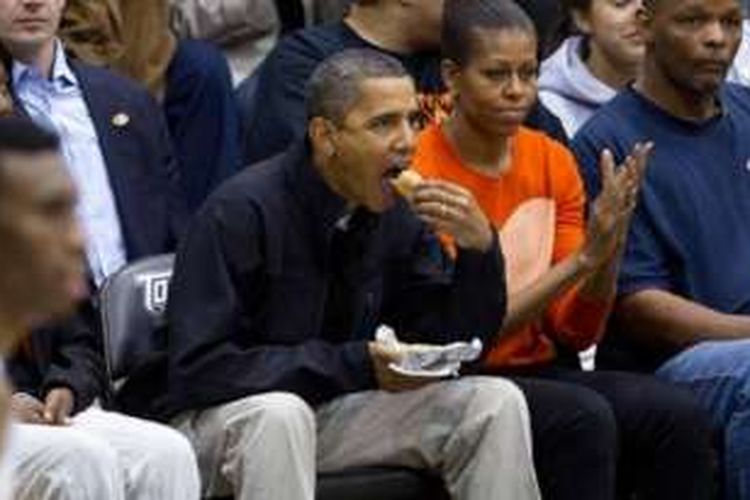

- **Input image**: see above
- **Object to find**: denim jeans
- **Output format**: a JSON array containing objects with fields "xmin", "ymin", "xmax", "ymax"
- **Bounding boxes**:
[{"xmin": 657, "ymin": 339, "xmax": 750, "ymax": 500}]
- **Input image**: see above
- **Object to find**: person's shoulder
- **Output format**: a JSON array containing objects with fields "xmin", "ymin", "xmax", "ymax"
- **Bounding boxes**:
[
  {"xmin": 575, "ymin": 90, "xmax": 635, "ymax": 139},
  {"xmin": 172, "ymin": 38, "xmax": 231, "ymax": 75},
  {"xmin": 70, "ymin": 58, "xmax": 150, "ymax": 98},
  {"xmin": 415, "ymin": 123, "xmax": 445, "ymax": 152},
  {"xmin": 413, "ymin": 124, "xmax": 456, "ymax": 176},
  {"xmin": 515, "ymin": 127, "xmax": 579, "ymax": 180},
  {"xmin": 724, "ymin": 83, "xmax": 750, "ymax": 117},
  {"xmin": 571, "ymin": 91, "xmax": 644, "ymax": 162},
  {"xmin": 209, "ymin": 153, "xmax": 287, "ymax": 207},
  {"xmin": 270, "ymin": 22, "xmax": 353, "ymax": 67},
  {"xmin": 516, "ymin": 126, "xmax": 572, "ymax": 160}
]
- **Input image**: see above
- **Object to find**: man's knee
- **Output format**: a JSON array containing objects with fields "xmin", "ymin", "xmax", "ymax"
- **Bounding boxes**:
[
  {"xmin": 232, "ymin": 392, "xmax": 316, "ymax": 439},
  {"xmin": 460, "ymin": 376, "xmax": 530, "ymax": 420}
]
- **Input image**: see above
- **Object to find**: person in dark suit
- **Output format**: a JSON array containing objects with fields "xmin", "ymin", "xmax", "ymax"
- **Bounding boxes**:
[
  {"xmin": 2, "ymin": 9, "xmax": 187, "ymax": 287},
  {"xmin": 0, "ymin": 1, "xmax": 200, "ymax": 499}
]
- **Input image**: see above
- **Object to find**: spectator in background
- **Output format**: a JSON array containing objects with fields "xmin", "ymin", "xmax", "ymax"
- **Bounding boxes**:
[
  {"xmin": 242, "ymin": 0, "xmax": 569, "ymax": 166},
  {"xmin": 170, "ymin": 0, "xmax": 280, "ymax": 84},
  {"xmin": 539, "ymin": 0, "xmax": 645, "ymax": 137},
  {"xmin": 0, "ymin": 0, "xmax": 187, "ymax": 287},
  {"xmin": 572, "ymin": 0, "xmax": 750, "ymax": 496},
  {"xmin": 127, "ymin": 48, "xmax": 542, "ymax": 500},
  {"xmin": 61, "ymin": 0, "xmax": 241, "ymax": 211},
  {"xmin": 540, "ymin": 0, "xmax": 748, "ymax": 138},
  {"xmin": 413, "ymin": 1, "xmax": 714, "ymax": 498}
]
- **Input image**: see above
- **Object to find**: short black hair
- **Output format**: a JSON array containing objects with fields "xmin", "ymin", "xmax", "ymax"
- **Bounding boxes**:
[
  {"xmin": 306, "ymin": 48, "xmax": 410, "ymax": 124},
  {"xmin": 561, "ymin": 0, "xmax": 592, "ymax": 13},
  {"xmin": 442, "ymin": 0, "xmax": 537, "ymax": 65},
  {"xmin": 0, "ymin": 118, "xmax": 60, "ymax": 188}
]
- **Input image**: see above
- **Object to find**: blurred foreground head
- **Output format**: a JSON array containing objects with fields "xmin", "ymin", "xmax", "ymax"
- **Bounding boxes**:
[{"xmin": 0, "ymin": 117, "xmax": 86, "ymax": 351}]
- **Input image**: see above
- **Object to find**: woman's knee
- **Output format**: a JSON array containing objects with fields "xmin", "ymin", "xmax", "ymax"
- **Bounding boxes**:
[{"xmin": 516, "ymin": 377, "xmax": 618, "ymax": 456}]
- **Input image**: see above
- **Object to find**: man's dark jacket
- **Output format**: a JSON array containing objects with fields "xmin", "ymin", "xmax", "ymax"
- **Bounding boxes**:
[
  {"xmin": 7, "ymin": 300, "xmax": 104, "ymax": 415},
  {"xmin": 123, "ymin": 143, "xmax": 508, "ymax": 420}
]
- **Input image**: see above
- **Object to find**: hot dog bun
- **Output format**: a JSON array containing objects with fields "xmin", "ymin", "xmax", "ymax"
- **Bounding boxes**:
[{"xmin": 390, "ymin": 170, "xmax": 423, "ymax": 198}]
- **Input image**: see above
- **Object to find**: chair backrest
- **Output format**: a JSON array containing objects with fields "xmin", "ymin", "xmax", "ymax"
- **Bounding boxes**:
[{"xmin": 99, "ymin": 254, "xmax": 175, "ymax": 382}]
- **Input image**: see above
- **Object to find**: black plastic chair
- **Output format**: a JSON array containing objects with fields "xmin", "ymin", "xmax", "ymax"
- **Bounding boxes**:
[{"xmin": 98, "ymin": 254, "xmax": 450, "ymax": 500}]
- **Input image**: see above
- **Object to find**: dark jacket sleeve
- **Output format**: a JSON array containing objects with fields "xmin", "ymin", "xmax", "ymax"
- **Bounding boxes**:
[
  {"xmin": 166, "ymin": 198, "xmax": 375, "ymax": 412},
  {"xmin": 144, "ymin": 88, "xmax": 190, "ymax": 249},
  {"xmin": 383, "ymin": 223, "xmax": 507, "ymax": 348},
  {"xmin": 42, "ymin": 301, "xmax": 105, "ymax": 413},
  {"xmin": 8, "ymin": 300, "xmax": 106, "ymax": 415}
]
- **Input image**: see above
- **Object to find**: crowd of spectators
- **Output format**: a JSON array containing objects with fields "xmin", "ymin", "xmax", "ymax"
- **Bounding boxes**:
[{"xmin": 0, "ymin": 0, "xmax": 749, "ymax": 499}]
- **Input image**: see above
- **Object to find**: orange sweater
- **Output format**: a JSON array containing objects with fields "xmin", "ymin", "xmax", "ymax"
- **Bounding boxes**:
[{"xmin": 413, "ymin": 124, "xmax": 610, "ymax": 368}]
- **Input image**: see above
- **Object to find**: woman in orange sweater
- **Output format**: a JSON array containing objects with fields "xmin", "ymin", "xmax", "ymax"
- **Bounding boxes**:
[{"xmin": 411, "ymin": 1, "xmax": 714, "ymax": 499}]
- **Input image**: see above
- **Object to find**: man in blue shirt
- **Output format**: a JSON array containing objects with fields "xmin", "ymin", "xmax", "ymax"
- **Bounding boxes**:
[{"xmin": 573, "ymin": 0, "xmax": 750, "ymax": 496}]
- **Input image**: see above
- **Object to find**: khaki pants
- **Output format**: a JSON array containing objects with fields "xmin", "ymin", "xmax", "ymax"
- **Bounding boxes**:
[{"xmin": 173, "ymin": 376, "xmax": 540, "ymax": 500}]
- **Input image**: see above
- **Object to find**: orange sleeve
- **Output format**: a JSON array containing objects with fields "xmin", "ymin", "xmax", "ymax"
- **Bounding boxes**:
[{"xmin": 543, "ymin": 143, "xmax": 611, "ymax": 351}]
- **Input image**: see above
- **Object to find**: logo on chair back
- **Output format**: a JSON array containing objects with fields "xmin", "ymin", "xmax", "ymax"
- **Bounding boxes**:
[{"xmin": 136, "ymin": 271, "xmax": 172, "ymax": 315}]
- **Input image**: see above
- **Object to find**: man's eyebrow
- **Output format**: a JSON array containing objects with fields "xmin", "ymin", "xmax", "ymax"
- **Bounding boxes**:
[{"xmin": 366, "ymin": 111, "xmax": 402, "ymax": 123}]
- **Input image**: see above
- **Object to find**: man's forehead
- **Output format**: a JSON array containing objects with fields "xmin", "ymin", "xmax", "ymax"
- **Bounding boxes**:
[
  {"xmin": 650, "ymin": 0, "xmax": 743, "ymax": 14},
  {"xmin": 1, "ymin": 151, "xmax": 72, "ymax": 201},
  {"xmin": 348, "ymin": 76, "xmax": 418, "ymax": 116}
]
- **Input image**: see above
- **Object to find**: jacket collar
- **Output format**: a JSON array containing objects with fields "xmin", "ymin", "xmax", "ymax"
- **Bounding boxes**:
[{"xmin": 282, "ymin": 141, "xmax": 381, "ymax": 259}]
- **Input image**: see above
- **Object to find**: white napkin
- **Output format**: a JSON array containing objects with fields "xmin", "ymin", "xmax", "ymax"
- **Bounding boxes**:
[{"xmin": 375, "ymin": 325, "xmax": 483, "ymax": 377}]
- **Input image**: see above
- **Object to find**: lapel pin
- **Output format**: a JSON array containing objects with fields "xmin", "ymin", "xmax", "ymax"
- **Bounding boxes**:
[{"xmin": 112, "ymin": 112, "xmax": 130, "ymax": 128}]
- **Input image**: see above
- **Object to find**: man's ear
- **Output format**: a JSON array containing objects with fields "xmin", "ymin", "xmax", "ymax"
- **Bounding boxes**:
[{"xmin": 308, "ymin": 117, "xmax": 338, "ymax": 159}]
